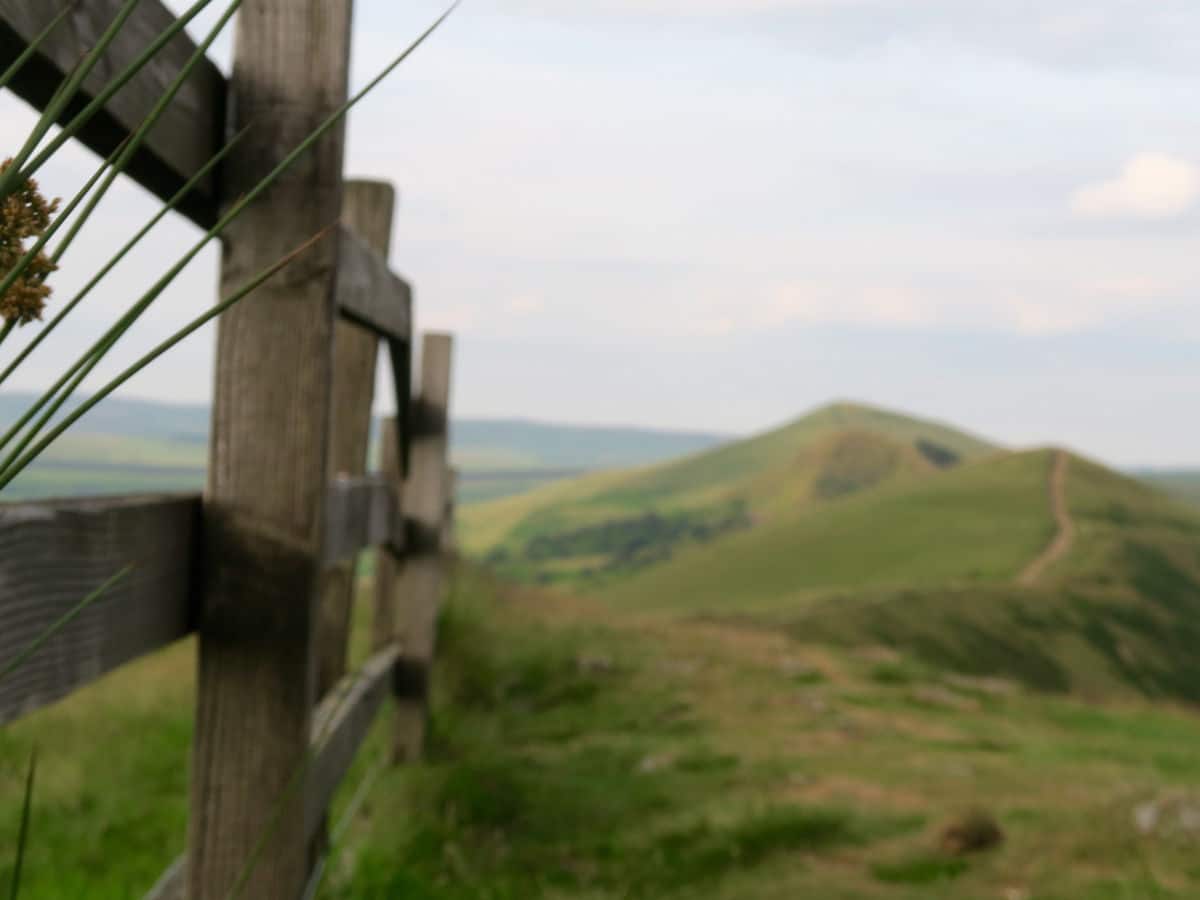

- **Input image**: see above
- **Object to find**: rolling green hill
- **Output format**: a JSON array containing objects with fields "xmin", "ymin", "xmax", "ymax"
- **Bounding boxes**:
[
  {"xmin": 600, "ymin": 449, "xmax": 1056, "ymax": 613},
  {"xmin": 463, "ymin": 401, "xmax": 1200, "ymax": 706},
  {"xmin": 463, "ymin": 401, "xmax": 999, "ymax": 586}
]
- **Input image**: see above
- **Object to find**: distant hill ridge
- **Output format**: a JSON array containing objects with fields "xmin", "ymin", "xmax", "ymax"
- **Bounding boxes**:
[
  {"xmin": 0, "ymin": 393, "xmax": 729, "ymax": 460},
  {"xmin": 0, "ymin": 392, "xmax": 732, "ymax": 501}
]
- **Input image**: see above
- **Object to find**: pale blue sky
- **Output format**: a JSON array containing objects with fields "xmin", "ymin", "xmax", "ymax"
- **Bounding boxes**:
[{"xmin": 3, "ymin": 0, "xmax": 1200, "ymax": 465}]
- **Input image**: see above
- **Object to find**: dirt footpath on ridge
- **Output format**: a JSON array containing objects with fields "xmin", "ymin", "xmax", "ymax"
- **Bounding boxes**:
[{"xmin": 1018, "ymin": 449, "xmax": 1075, "ymax": 587}]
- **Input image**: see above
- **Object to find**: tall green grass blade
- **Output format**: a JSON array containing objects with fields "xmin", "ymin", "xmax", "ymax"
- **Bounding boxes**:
[
  {"xmin": 0, "ymin": 143, "xmax": 141, "ymax": 458},
  {"xmin": 0, "ymin": 0, "xmax": 143, "ymax": 199},
  {"xmin": 0, "ymin": 305, "xmax": 129, "ymax": 477},
  {"xmin": 0, "ymin": 2, "xmax": 80, "ymax": 93},
  {"xmin": 0, "ymin": 126, "xmax": 251, "ymax": 392},
  {"xmin": 0, "ymin": 567, "xmax": 131, "ymax": 688},
  {"xmin": 13, "ymin": 0, "xmax": 226, "ymax": 190},
  {"xmin": 0, "ymin": 227, "xmax": 335, "ymax": 491},
  {"xmin": 50, "ymin": 0, "xmax": 243, "ymax": 265},
  {"xmin": 0, "ymin": 1, "xmax": 458, "ymax": 473},
  {"xmin": 8, "ymin": 749, "xmax": 37, "ymax": 900},
  {"xmin": 0, "ymin": 123, "xmax": 250, "ymax": 461}
]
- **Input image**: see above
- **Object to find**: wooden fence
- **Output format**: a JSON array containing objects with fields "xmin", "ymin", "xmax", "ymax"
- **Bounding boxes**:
[{"xmin": 0, "ymin": 3, "xmax": 455, "ymax": 898}]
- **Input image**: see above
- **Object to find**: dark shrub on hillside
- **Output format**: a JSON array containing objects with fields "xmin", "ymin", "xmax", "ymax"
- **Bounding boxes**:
[{"xmin": 915, "ymin": 439, "xmax": 961, "ymax": 469}]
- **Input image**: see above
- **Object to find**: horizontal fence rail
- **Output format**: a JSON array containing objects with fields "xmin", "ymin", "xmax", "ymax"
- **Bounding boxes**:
[
  {"xmin": 337, "ymin": 227, "xmax": 414, "ymax": 342},
  {"xmin": 0, "ymin": 0, "xmax": 225, "ymax": 227},
  {"xmin": 0, "ymin": 487, "xmax": 441, "ymax": 727},
  {"xmin": 0, "ymin": 494, "xmax": 201, "ymax": 726},
  {"xmin": 305, "ymin": 643, "xmax": 404, "ymax": 840}
]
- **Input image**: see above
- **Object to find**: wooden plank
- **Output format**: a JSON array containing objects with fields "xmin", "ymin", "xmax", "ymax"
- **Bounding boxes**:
[
  {"xmin": 337, "ymin": 227, "xmax": 412, "ymax": 342},
  {"xmin": 0, "ymin": 494, "xmax": 201, "ymax": 726},
  {"xmin": 322, "ymin": 476, "xmax": 403, "ymax": 565},
  {"xmin": 305, "ymin": 644, "xmax": 401, "ymax": 841},
  {"xmin": 0, "ymin": 1, "xmax": 225, "ymax": 228},
  {"xmin": 188, "ymin": 0, "xmax": 354, "ymax": 897},
  {"xmin": 392, "ymin": 334, "xmax": 454, "ymax": 762}
]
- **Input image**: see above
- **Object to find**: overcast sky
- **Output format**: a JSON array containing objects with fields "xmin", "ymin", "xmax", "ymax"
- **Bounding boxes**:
[{"xmin": 4, "ymin": 0, "xmax": 1200, "ymax": 465}]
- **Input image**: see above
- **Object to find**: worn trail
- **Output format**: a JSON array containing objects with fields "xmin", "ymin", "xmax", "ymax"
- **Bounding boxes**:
[{"xmin": 1018, "ymin": 449, "xmax": 1074, "ymax": 587}]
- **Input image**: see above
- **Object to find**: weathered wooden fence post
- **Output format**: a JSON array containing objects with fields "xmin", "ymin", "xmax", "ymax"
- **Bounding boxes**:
[
  {"xmin": 310, "ymin": 179, "xmax": 395, "ymax": 867},
  {"xmin": 317, "ymin": 180, "xmax": 397, "ymax": 699},
  {"xmin": 392, "ymin": 333, "xmax": 454, "ymax": 762},
  {"xmin": 188, "ymin": 2, "xmax": 354, "ymax": 898}
]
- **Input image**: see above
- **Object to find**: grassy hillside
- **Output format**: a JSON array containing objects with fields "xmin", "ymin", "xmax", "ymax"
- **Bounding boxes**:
[
  {"xmin": 602, "ymin": 449, "xmax": 1055, "ymax": 613},
  {"xmin": 463, "ymin": 402, "xmax": 999, "ymax": 588},
  {"xmin": 652, "ymin": 453, "xmax": 1200, "ymax": 705},
  {"xmin": 463, "ymin": 400, "xmax": 1200, "ymax": 706},
  {"xmin": 11, "ymin": 568, "xmax": 1200, "ymax": 898},
  {"xmin": 332, "ymin": 572, "xmax": 1200, "ymax": 899}
]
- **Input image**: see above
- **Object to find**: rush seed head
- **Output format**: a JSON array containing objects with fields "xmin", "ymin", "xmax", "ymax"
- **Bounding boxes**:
[{"xmin": 0, "ymin": 158, "xmax": 60, "ymax": 326}]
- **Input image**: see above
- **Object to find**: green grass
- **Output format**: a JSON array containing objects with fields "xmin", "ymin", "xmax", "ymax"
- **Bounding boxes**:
[
  {"xmin": 460, "ymin": 401, "xmax": 1000, "ymax": 589},
  {"xmin": 0, "ymin": 639, "xmax": 194, "ymax": 897},
  {"xmin": 601, "ymin": 449, "xmax": 1054, "ymax": 613},
  {"xmin": 323, "ymin": 568, "xmax": 1200, "ymax": 898},
  {"xmin": 871, "ymin": 855, "xmax": 968, "ymax": 885},
  {"xmin": 323, "ymin": 570, "xmax": 929, "ymax": 899},
  {"xmin": 0, "ymin": 576, "xmax": 385, "ymax": 898},
  {"xmin": 9, "ymin": 567, "xmax": 1200, "ymax": 897}
]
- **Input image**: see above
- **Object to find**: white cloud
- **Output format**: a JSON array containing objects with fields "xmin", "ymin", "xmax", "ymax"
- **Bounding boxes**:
[{"xmin": 1072, "ymin": 153, "xmax": 1200, "ymax": 219}]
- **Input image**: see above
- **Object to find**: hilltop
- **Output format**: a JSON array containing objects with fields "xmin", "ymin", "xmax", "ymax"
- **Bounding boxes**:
[
  {"xmin": 462, "ymin": 401, "xmax": 1000, "ymax": 586},
  {"xmin": 462, "ymin": 401, "xmax": 1200, "ymax": 705}
]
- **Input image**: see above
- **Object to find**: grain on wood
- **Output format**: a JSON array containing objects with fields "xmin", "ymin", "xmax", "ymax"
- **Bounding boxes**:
[
  {"xmin": 0, "ymin": 495, "xmax": 200, "ymax": 727},
  {"xmin": 0, "ymin": 0, "xmax": 225, "ymax": 228},
  {"xmin": 188, "ymin": 1, "xmax": 355, "ymax": 896}
]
